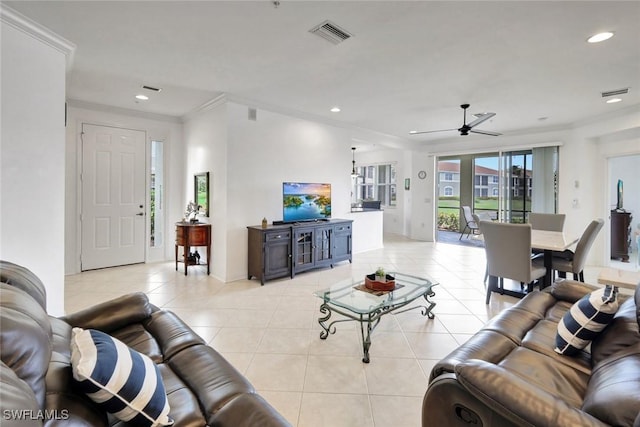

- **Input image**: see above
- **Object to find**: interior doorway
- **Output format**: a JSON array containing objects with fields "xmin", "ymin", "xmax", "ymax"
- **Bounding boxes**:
[{"xmin": 608, "ymin": 154, "xmax": 640, "ymax": 269}]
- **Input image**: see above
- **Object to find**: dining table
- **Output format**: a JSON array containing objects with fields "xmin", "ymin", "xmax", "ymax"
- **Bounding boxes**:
[{"xmin": 531, "ymin": 229, "xmax": 579, "ymax": 288}]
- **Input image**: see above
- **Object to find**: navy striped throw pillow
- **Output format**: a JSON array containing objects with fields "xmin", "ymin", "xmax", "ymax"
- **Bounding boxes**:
[
  {"xmin": 70, "ymin": 328, "xmax": 173, "ymax": 427},
  {"xmin": 555, "ymin": 285, "xmax": 619, "ymax": 356}
]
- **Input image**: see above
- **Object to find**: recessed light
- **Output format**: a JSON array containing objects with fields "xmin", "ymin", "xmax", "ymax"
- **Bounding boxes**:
[
  {"xmin": 409, "ymin": 130, "xmax": 418, "ymax": 134},
  {"xmin": 587, "ymin": 32, "xmax": 614, "ymax": 43},
  {"xmin": 330, "ymin": 107, "xmax": 341, "ymax": 113},
  {"xmin": 135, "ymin": 94, "xmax": 149, "ymax": 100},
  {"xmin": 606, "ymin": 98, "xmax": 622, "ymax": 104}
]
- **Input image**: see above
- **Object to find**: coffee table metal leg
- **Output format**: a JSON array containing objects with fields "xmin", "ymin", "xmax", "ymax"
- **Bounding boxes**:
[
  {"xmin": 318, "ymin": 303, "xmax": 352, "ymax": 339},
  {"xmin": 392, "ymin": 290, "xmax": 437, "ymax": 319},
  {"xmin": 360, "ymin": 316, "xmax": 374, "ymax": 363},
  {"xmin": 318, "ymin": 303, "xmax": 333, "ymax": 339},
  {"xmin": 422, "ymin": 289, "xmax": 436, "ymax": 319}
]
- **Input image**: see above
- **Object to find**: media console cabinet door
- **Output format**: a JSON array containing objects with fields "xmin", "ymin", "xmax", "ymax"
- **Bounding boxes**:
[{"xmin": 264, "ymin": 231, "xmax": 292, "ymax": 279}]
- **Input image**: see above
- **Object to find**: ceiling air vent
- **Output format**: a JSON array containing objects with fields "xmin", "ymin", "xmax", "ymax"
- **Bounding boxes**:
[
  {"xmin": 309, "ymin": 20, "xmax": 353, "ymax": 45},
  {"xmin": 601, "ymin": 88, "xmax": 629, "ymax": 98},
  {"xmin": 142, "ymin": 85, "xmax": 162, "ymax": 92}
]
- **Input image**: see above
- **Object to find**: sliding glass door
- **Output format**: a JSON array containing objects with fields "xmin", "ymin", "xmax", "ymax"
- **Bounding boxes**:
[
  {"xmin": 473, "ymin": 155, "xmax": 500, "ymax": 220},
  {"xmin": 436, "ymin": 147, "xmax": 558, "ymax": 233},
  {"xmin": 500, "ymin": 150, "xmax": 532, "ymax": 223},
  {"xmin": 499, "ymin": 147, "xmax": 558, "ymax": 223}
]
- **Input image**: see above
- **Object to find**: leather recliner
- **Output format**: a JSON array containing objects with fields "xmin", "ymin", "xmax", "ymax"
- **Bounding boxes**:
[
  {"xmin": 0, "ymin": 261, "xmax": 291, "ymax": 427},
  {"xmin": 423, "ymin": 279, "xmax": 640, "ymax": 427}
]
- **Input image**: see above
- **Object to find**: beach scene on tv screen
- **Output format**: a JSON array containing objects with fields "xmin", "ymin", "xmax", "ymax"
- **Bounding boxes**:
[{"xmin": 283, "ymin": 182, "xmax": 331, "ymax": 221}]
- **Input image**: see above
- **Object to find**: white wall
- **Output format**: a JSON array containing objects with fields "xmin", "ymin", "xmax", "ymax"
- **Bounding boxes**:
[
  {"xmin": 1, "ymin": 9, "xmax": 73, "ymax": 315},
  {"xmin": 410, "ymin": 152, "xmax": 437, "ymax": 241},
  {"xmin": 64, "ymin": 103, "xmax": 184, "ymax": 275},
  {"xmin": 182, "ymin": 99, "xmax": 394, "ymax": 282},
  {"xmin": 182, "ymin": 101, "xmax": 228, "ymax": 280},
  {"xmin": 225, "ymin": 102, "xmax": 356, "ymax": 281}
]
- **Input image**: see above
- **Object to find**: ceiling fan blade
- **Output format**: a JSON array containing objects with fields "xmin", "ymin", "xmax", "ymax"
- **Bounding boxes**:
[
  {"xmin": 466, "ymin": 112, "xmax": 496, "ymax": 129},
  {"xmin": 470, "ymin": 129, "xmax": 502, "ymax": 136},
  {"xmin": 409, "ymin": 128, "xmax": 457, "ymax": 135}
]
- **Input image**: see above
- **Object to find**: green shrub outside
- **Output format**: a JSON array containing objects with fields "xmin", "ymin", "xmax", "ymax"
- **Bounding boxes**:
[{"xmin": 438, "ymin": 212, "xmax": 459, "ymax": 231}]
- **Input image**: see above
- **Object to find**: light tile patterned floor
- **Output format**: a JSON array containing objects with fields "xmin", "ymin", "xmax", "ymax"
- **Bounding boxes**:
[{"xmin": 64, "ymin": 234, "xmax": 603, "ymax": 427}]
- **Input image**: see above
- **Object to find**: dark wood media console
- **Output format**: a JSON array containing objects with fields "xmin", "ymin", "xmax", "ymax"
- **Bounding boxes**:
[{"xmin": 247, "ymin": 219, "xmax": 353, "ymax": 285}]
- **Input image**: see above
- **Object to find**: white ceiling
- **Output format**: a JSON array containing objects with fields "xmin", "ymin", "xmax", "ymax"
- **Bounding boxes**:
[{"xmin": 7, "ymin": 1, "xmax": 640, "ymax": 145}]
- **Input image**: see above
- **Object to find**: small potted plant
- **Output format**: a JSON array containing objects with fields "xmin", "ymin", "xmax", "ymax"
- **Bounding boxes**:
[{"xmin": 375, "ymin": 267, "xmax": 386, "ymax": 283}]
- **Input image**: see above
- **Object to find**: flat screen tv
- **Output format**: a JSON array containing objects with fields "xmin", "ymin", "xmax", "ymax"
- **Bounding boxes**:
[{"xmin": 283, "ymin": 182, "xmax": 331, "ymax": 223}]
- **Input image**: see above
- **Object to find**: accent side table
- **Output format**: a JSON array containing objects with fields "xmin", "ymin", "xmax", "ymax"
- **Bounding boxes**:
[{"xmin": 175, "ymin": 222, "xmax": 211, "ymax": 275}]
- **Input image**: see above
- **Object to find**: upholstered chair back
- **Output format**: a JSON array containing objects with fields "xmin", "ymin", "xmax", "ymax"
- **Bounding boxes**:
[
  {"xmin": 481, "ymin": 221, "xmax": 534, "ymax": 284},
  {"xmin": 529, "ymin": 213, "xmax": 566, "ymax": 232}
]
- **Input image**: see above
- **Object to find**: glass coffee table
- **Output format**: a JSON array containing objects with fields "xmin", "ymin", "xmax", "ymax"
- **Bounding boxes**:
[{"xmin": 314, "ymin": 272, "xmax": 438, "ymax": 363}]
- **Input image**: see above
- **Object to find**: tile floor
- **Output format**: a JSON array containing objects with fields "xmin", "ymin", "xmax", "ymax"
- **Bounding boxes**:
[{"xmin": 64, "ymin": 234, "xmax": 604, "ymax": 427}]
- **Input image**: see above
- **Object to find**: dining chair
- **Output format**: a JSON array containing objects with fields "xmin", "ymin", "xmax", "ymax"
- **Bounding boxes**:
[
  {"xmin": 480, "ymin": 220, "xmax": 547, "ymax": 304},
  {"xmin": 551, "ymin": 218, "xmax": 604, "ymax": 282},
  {"xmin": 529, "ymin": 213, "xmax": 566, "ymax": 256},
  {"xmin": 459, "ymin": 206, "xmax": 480, "ymax": 240},
  {"xmin": 528, "ymin": 213, "xmax": 566, "ymax": 232}
]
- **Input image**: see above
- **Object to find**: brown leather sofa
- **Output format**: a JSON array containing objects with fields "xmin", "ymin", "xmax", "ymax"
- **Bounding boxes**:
[
  {"xmin": 423, "ymin": 279, "xmax": 640, "ymax": 427},
  {"xmin": 0, "ymin": 261, "xmax": 291, "ymax": 426}
]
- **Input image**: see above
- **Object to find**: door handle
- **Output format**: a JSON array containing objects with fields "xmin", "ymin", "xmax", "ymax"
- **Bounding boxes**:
[{"xmin": 136, "ymin": 213, "xmax": 144, "ymax": 216}]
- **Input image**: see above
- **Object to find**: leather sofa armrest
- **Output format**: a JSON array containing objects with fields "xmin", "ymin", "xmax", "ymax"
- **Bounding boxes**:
[
  {"xmin": 60, "ymin": 292, "xmax": 154, "ymax": 333},
  {"xmin": 550, "ymin": 279, "xmax": 600, "ymax": 303},
  {"xmin": 208, "ymin": 393, "xmax": 292, "ymax": 427},
  {"xmin": 455, "ymin": 359, "xmax": 608, "ymax": 427}
]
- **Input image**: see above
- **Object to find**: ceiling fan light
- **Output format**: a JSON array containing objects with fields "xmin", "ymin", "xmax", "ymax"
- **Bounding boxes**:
[{"xmin": 587, "ymin": 32, "xmax": 614, "ymax": 43}]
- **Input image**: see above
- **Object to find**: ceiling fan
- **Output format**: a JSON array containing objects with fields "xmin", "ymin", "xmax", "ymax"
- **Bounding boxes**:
[{"xmin": 409, "ymin": 104, "xmax": 502, "ymax": 137}]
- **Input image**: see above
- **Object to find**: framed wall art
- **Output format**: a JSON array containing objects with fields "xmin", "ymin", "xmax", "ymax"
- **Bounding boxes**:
[{"xmin": 194, "ymin": 172, "xmax": 210, "ymax": 216}]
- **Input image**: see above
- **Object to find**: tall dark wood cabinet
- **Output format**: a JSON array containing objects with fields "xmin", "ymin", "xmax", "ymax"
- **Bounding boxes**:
[
  {"xmin": 610, "ymin": 210, "xmax": 632, "ymax": 262},
  {"xmin": 247, "ymin": 219, "xmax": 353, "ymax": 285}
]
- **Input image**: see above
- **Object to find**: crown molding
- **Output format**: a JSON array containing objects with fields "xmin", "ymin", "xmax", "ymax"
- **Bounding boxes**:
[
  {"xmin": 67, "ymin": 99, "xmax": 182, "ymax": 124},
  {"xmin": 181, "ymin": 93, "xmax": 228, "ymax": 122},
  {"xmin": 1, "ymin": 4, "xmax": 76, "ymax": 71}
]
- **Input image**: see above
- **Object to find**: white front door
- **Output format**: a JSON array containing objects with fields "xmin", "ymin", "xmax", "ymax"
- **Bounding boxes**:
[{"xmin": 81, "ymin": 124, "xmax": 146, "ymax": 270}]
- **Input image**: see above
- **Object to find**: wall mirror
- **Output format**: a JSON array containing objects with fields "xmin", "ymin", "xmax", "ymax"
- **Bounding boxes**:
[{"xmin": 194, "ymin": 172, "xmax": 210, "ymax": 216}]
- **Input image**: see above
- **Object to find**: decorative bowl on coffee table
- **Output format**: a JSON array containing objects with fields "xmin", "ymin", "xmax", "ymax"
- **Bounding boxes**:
[{"xmin": 365, "ymin": 274, "xmax": 396, "ymax": 291}]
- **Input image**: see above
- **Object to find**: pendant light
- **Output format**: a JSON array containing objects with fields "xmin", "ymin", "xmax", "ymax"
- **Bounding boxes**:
[{"xmin": 351, "ymin": 147, "xmax": 359, "ymax": 177}]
